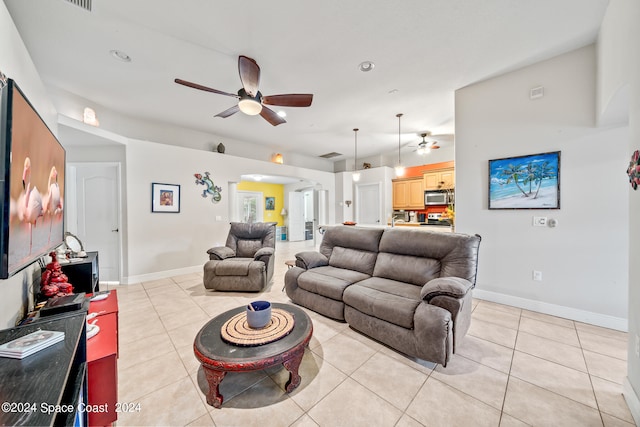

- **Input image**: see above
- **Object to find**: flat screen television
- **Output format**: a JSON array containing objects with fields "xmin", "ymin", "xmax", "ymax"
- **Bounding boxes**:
[{"xmin": 0, "ymin": 78, "xmax": 65, "ymax": 279}]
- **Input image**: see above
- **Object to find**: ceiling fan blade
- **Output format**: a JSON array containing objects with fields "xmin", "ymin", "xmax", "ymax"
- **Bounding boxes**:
[
  {"xmin": 175, "ymin": 78, "xmax": 239, "ymax": 98},
  {"xmin": 260, "ymin": 106, "xmax": 286, "ymax": 126},
  {"xmin": 238, "ymin": 55, "xmax": 260, "ymax": 97},
  {"xmin": 262, "ymin": 94, "xmax": 313, "ymax": 107},
  {"xmin": 215, "ymin": 105, "xmax": 240, "ymax": 118}
]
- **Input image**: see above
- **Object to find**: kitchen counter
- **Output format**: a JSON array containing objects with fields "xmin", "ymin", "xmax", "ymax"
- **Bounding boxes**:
[{"xmin": 387, "ymin": 222, "xmax": 453, "ymax": 232}]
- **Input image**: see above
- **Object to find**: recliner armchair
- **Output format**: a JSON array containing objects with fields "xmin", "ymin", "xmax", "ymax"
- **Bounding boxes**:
[{"xmin": 203, "ymin": 222, "xmax": 277, "ymax": 292}]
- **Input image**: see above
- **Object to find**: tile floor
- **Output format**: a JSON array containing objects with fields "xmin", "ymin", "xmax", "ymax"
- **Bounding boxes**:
[{"xmin": 109, "ymin": 241, "xmax": 635, "ymax": 426}]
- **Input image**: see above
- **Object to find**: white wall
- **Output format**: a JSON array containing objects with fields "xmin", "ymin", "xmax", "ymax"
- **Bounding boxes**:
[
  {"xmin": 456, "ymin": 44, "xmax": 629, "ymax": 329},
  {"xmin": 50, "ymin": 87, "xmax": 334, "ymax": 173},
  {"xmin": 0, "ymin": 2, "xmax": 59, "ymax": 328},
  {"xmin": 124, "ymin": 139, "xmax": 335, "ymax": 283},
  {"xmin": 598, "ymin": 0, "xmax": 640, "ymax": 420}
]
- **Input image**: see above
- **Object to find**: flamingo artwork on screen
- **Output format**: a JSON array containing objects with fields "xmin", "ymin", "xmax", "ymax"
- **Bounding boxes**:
[{"xmin": 0, "ymin": 78, "xmax": 66, "ymax": 278}]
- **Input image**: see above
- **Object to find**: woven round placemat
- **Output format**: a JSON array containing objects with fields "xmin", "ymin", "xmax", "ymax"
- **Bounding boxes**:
[{"xmin": 220, "ymin": 308, "xmax": 295, "ymax": 347}]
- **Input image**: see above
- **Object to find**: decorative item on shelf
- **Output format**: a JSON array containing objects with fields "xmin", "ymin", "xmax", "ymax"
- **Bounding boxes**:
[
  {"xmin": 216, "ymin": 143, "xmax": 225, "ymax": 153},
  {"xmin": 627, "ymin": 149, "xmax": 640, "ymax": 190},
  {"xmin": 194, "ymin": 172, "xmax": 222, "ymax": 203},
  {"xmin": 64, "ymin": 231, "xmax": 86, "ymax": 258},
  {"xmin": 363, "ymin": 162, "xmax": 371, "ymax": 169},
  {"xmin": 352, "ymin": 128, "xmax": 361, "ymax": 182},
  {"xmin": 152, "ymin": 182, "xmax": 181, "ymax": 212},
  {"xmin": 395, "ymin": 113, "xmax": 405, "ymax": 177},
  {"xmin": 273, "ymin": 153, "xmax": 284, "ymax": 164},
  {"xmin": 40, "ymin": 251, "xmax": 74, "ymax": 298}
]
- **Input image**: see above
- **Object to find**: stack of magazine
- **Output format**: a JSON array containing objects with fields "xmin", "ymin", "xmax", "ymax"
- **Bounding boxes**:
[{"xmin": 0, "ymin": 330, "xmax": 65, "ymax": 359}]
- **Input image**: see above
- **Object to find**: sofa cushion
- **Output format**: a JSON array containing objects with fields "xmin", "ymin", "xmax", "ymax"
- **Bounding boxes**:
[
  {"xmin": 329, "ymin": 246, "xmax": 378, "ymax": 276},
  {"xmin": 343, "ymin": 277, "xmax": 421, "ymax": 329},
  {"xmin": 298, "ymin": 266, "xmax": 370, "ymax": 301},
  {"xmin": 378, "ymin": 228, "xmax": 481, "ymax": 284},
  {"xmin": 210, "ymin": 258, "xmax": 262, "ymax": 276},
  {"xmin": 319, "ymin": 226, "xmax": 383, "ymax": 269},
  {"xmin": 373, "ymin": 252, "xmax": 440, "ymax": 286}
]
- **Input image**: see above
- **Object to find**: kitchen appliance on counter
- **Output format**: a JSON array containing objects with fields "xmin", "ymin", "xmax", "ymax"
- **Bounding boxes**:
[
  {"xmin": 392, "ymin": 210, "xmax": 409, "ymax": 223},
  {"xmin": 424, "ymin": 189, "xmax": 453, "ymax": 206},
  {"xmin": 408, "ymin": 211, "xmax": 417, "ymax": 223},
  {"xmin": 427, "ymin": 212, "xmax": 449, "ymax": 225}
]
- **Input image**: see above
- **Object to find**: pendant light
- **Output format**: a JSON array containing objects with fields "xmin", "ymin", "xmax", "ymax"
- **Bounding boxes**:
[
  {"xmin": 395, "ymin": 113, "xmax": 405, "ymax": 177},
  {"xmin": 352, "ymin": 128, "xmax": 361, "ymax": 182}
]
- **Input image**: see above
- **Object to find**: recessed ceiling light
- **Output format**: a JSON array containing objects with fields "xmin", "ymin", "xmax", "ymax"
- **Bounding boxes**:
[
  {"xmin": 110, "ymin": 50, "xmax": 131, "ymax": 62},
  {"xmin": 358, "ymin": 61, "xmax": 375, "ymax": 72},
  {"xmin": 277, "ymin": 110, "xmax": 287, "ymax": 118}
]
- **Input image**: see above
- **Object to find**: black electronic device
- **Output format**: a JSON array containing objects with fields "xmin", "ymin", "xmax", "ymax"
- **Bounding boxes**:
[{"xmin": 39, "ymin": 293, "xmax": 86, "ymax": 317}]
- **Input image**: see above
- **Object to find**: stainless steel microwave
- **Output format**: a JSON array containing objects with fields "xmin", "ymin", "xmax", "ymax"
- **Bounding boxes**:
[{"xmin": 424, "ymin": 190, "xmax": 451, "ymax": 205}]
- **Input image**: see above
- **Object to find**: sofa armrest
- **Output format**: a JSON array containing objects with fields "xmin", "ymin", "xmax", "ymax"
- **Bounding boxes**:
[
  {"xmin": 207, "ymin": 246, "xmax": 235, "ymax": 260},
  {"xmin": 254, "ymin": 247, "xmax": 274, "ymax": 263},
  {"xmin": 420, "ymin": 277, "xmax": 473, "ymax": 302},
  {"xmin": 295, "ymin": 251, "xmax": 329, "ymax": 270}
]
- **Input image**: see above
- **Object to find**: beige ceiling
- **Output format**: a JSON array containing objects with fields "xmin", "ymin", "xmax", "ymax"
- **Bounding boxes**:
[{"xmin": 4, "ymin": 0, "xmax": 608, "ymax": 161}]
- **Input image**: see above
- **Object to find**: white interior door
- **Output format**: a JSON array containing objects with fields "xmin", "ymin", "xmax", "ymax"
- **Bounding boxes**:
[
  {"xmin": 356, "ymin": 182, "xmax": 382, "ymax": 225},
  {"xmin": 288, "ymin": 192, "xmax": 305, "ymax": 241},
  {"xmin": 70, "ymin": 163, "xmax": 121, "ymax": 282}
]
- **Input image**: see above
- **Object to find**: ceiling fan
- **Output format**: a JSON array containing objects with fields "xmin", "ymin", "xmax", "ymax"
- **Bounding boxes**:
[
  {"xmin": 175, "ymin": 55, "xmax": 313, "ymax": 126},
  {"xmin": 409, "ymin": 133, "xmax": 441, "ymax": 155}
]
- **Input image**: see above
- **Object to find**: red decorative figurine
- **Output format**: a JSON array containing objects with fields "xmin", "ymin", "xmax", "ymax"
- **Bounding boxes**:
[{"xmin": 41, "ymin": 251, "xmax": 74, "ymax": 298}]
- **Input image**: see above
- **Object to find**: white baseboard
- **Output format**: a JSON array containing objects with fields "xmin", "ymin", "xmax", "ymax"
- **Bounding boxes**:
[
  {"xmin": 121, "ymin": 265, "xmax": 202, "ymax": 285},
  {"xmin": 473, "ymin": 289, "xmax": 628, "ymax": 332},
  {"xmin": 623, "ymin": 377, "xmax": 640, "ymax": 426}
]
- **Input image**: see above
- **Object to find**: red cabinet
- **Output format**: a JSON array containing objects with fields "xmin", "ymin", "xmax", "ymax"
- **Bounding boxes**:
[{"xmin": 87, "ymin": 290, "xmax": 119, "ymax": 426}]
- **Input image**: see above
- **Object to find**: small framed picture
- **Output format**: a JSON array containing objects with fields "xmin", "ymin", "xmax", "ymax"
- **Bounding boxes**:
[
  {"xmin": 265, "ymin": 197, "xmax": 275, "ymax": 211},
  {"xmin": 152, "ymin": 183, "xmax": 181, "ymax": 213}
]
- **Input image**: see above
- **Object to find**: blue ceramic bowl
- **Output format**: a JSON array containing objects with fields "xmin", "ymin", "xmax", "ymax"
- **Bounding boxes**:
[{"xmin": 246, "ymin": 301, "xmax": 272, "ymax": 329}]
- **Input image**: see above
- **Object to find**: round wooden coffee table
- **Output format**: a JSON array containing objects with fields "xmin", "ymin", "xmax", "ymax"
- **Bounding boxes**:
[{"xmin": 194, "ymin": 303, "xmax": 313, "ymax": 408}]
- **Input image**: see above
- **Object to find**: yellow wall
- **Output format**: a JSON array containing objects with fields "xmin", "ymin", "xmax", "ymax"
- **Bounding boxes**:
[{"xmin": 237, "ymin": 181, "xmax": 285, "ymax": 226}]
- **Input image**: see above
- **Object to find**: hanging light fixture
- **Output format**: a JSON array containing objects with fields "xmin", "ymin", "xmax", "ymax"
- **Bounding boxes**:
[
  {"xmin": 352, "ymin": 128, "xmax": 361, "ymax": 182},
  {"xmin": 395, "ymin": 113, "xmax": 405, "ymax": 177}
]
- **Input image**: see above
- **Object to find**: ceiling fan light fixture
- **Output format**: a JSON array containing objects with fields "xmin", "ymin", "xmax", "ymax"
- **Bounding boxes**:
[{"xmin": 238, "ymin": 98, "xmax": 262, "ymax": 115}]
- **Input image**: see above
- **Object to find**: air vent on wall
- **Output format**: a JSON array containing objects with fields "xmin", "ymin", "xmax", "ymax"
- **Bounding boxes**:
[
  {"xmin": 319, "ymin": 152, "xmax": 342, "ymax": 159},
  {"xmin": 63, "ymin": 0, "xmax": 92, "ymax": 12}
]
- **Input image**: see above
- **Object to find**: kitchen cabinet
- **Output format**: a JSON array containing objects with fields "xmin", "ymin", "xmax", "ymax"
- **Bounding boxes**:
[
  {"xmin": 393, "ymin": 177, "xmax": 424, "ymax": 210},
  {"xmin": 423, "ymin": 168, "xmax": 455, "ymax": 190}
]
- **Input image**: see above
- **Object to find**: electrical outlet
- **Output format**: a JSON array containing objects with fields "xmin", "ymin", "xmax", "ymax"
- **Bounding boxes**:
[
  {"xmin": 215, "ymin": 215, "xmax": 222, "ymax": 221},
  {"xmin": 532, "ymin": 270, "xmax": 543, "ymax": 281},
  {"xmin": 533, "ymin": 216, "xmax": 547, "ymax": 227}
]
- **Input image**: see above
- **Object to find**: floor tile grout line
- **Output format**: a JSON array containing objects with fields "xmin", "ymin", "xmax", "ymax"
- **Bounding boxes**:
[{"xmin": 497, "ymin": 307, "xmax": 521, "ymax": 426}]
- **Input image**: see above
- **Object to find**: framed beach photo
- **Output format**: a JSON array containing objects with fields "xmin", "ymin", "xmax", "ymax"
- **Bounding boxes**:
[
  {"xmin": 152, "ymin": 183, "xmax": 181, "ymax": 213},
  {"xmin": 488, "ymin": 151, "xmax": 560, "ymax": 209}
]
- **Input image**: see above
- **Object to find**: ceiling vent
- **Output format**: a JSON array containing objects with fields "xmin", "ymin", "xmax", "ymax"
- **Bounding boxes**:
[
  {"xmin": 319, "ymin": 152, "xmax": 342, "ymax": 159},
  {"xmin": 63, "ymin": 0, "xmax": 92, "ymax": 12}
]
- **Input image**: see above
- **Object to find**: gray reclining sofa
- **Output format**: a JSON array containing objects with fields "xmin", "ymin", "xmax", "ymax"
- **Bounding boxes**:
[{"xmin": 284, "ymin": 225, "xmax": 481, "ymax": 366}]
